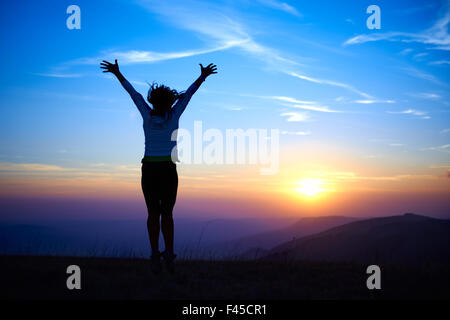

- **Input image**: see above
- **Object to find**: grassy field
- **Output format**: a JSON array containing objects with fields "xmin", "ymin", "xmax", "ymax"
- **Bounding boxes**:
[{"xmin": 1, "ymin": 255, "xmax": 449, "ymax": 300}]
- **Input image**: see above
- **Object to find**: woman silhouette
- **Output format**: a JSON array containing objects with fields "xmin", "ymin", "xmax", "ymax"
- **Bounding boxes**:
[{"xmin": 100, "ymin": 60, "xmax": 217, "ymax": 273}]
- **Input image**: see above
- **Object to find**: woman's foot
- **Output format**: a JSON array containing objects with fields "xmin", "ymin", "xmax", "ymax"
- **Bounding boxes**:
[
  {"xmin": 161, "ymin": 250, "xmax": 176, "ymax": 274},
  {"xmin": 150, "ymin": 252, "xmax": 162, "ymax": 274}
]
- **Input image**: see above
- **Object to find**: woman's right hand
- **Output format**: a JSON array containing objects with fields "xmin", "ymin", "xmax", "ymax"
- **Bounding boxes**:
[{"xmin": 100, "ymin": 59, "xmax": 120, "ymax": 75}]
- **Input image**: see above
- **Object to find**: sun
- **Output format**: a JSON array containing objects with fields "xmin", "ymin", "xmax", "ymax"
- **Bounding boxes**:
[{"xmin": 295, "ymin": 179, "xmax": 324, "ymax": 197}]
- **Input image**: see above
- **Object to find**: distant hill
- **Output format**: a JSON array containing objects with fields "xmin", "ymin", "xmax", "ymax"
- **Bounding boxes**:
[
  {"xmin": 210, "ymin": 216, "xmax": 358, "ymax": 257},
  {"xmin": 0, "ymin": 218, "xmax": 288, "ymax": 258},
  {"xmin": 265, "ymin": 213, "xmax": 450, "ymax": 266}
]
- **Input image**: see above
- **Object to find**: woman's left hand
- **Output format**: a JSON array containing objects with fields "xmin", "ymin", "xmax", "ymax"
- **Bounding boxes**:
[{"xmin": 199, "ymin": 63, "xmax": 218, "ymax": 78}]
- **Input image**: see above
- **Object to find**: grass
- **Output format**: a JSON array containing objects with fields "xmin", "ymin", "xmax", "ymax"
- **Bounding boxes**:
[{"xmin": 1, "ymin": 255, "xmax": 449, "ymax": 300}]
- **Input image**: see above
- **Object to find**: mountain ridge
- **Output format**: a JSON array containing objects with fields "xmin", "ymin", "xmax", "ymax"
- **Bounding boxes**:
[
  {"xmin": 264, "ymin": 213, "xmax": 450, "ymax": 265},
  {"xmin": 209, "ymin": 215, "xmax": 358, "ymax": 257}
]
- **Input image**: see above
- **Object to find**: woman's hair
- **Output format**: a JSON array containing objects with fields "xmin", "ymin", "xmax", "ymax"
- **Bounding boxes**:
[{"xmin": 147, "ymin": 82, "xmax": 181, "ymax": 117}]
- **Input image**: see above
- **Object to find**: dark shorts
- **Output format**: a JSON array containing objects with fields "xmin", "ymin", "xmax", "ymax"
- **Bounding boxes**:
[{"xmin": 141, "ymin": 161, "xmax": 178, "ymax": 216}]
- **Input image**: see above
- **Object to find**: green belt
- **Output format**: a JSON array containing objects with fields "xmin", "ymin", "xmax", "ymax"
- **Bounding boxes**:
[{"xmin": 141, "ymin": 155, "xmax": 173, "ymax": 163}]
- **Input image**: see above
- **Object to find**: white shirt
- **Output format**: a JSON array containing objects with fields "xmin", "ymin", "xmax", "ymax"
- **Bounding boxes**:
[{"xmin": 120, "ymin": 78, "xmax": 202, "ymax": 158}]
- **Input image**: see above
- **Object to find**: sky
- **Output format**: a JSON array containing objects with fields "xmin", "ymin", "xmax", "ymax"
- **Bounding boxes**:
[{"xmin": 0, "ymin": 0, "xmax": 449, "ymax": 221}]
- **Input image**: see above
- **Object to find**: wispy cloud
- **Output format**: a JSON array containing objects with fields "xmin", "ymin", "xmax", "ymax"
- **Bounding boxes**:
[
  {"xmin": 354, "ymin": 99, "xmax": 395, "ymax": 104},
  {"xmin": 280, "ymin": 111, "xmax": 310, "ymax": 122},
  {"xmin": 412, "ymin": 52, "xmax": 429, "ymax": 60},
  {"xmin": 224, "ymin": 106, "xmax": 243, "ymax": 111},
  {"xmin": 422, "ymin": 144, "xmax": 450, "ymax": 153},
  {"xmin": 389, "ymin": 143, "xmax": 405, "ymax": 147},
  {"xmin": 409, "ymin": 92, "xmax": 441, "ymax": 99},
  {"xmin": 429, "ymin": 60, "xmax": 450, "ymax": 65},
  {"xmin": 401, "ymin": 66, "xmax": 444, "ymax": 85},
  {"xmin": 343, "ymin": 2, "xmax": 450, "ymax": 51},
  {"xmin": 284, "ymin": 71, "xmax": 373, "ymax": 98},
  {"xmin": 344, "ymin": 31, "xmax": 419, "ymax": 46},
  {"xmin": 345, "ymin": 18, "xmax": 354, "ymax": 25},
  {"xmin": 399, "ymin": 48, "xmax": 413, "ymax": 55},
  {"xmin": 264, "ymin": 95, "xmax": 341, "ymax": 113},
  {"xmin": 257, "ymin": 0, "xmax": 302, "ymax": 17},
  {"xmin": 58, "ymin": 0, "xmax": 373, "ymax": 107},
  {"xmin": 74, "ymin": 41, "xmax": 247, "ymax": 65},
  {"xmin": 265, "ymin": 95, "xmax": 316, "ymax": 105},
  {"xmin": 0, "ymin": 162, "xmax": 141, "ymax": 176},
  {"xmin": 33, "ymin": 73, "xmax": 82, "ymax": 78},
  {"xmin": 285, "ymin": 103, "xmax": 340, "ymax": 113},
  {"xmin": 387, "ymin": 109, "xmax": 431, "ymax": 119},
  {"xmin": 281, "ymin": 130, "xmax": 311, "ymax": 135},
  {"xmin": 134, "ymin": 0, "xmax": 372, "ymax": 100},
  {"xmin": 0, "ymin": 162, "xmax": 142, "ymax": 197},
  {"xmin": 440, "ymin": 128, "xmax": 450, "ymax": 134},
  {"xmin": 305, "ymin": 170, "xmax": 440, "ymax": 182},
  {"xmin": 67, "ymin": 0, "xmax": 300, "ymax": 68},
  {"xmin": 0, "ymin": 163, "xmax": 72, "ymax": 171},
  {"xmin": 130, "ymin": 80, "xmax": 149, "ymax": 87},
  {"xmin": 429, "ymin": 164, "xmax": 450, "ymax": 169},
  {"xmin": 136, "ymin": 0, "xmax": 300, "ymax": 67}
]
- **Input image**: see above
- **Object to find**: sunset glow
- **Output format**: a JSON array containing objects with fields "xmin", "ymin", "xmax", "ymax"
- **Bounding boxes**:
[
  {"xmin": 295, "ymin": 179, "xmax": 326, "ymax": 197},
  {"xmin": 0, "ymin": 0, "xmax": 449, "ymax": 222}
]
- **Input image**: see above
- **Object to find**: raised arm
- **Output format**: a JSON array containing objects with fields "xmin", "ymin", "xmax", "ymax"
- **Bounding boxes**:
[
  {"xmin": 172, "ymin": 63, "xmax": 217, "ymax": 118},
  {"xmin": 100, "ymin": 59, "xmax": 150, "ymax": 118}
]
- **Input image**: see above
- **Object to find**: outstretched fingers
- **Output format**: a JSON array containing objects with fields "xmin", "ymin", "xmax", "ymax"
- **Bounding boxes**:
[
  {"xmin": 100, "ymin": 61, "xmax": 112, "ymax": 71},
  {"xmin": 209, "ymin": 64, "xmax": 218, "ymax": 74},
  {"xmin": 100, "ymin": 66, "xmax": 111, "ymax": 72},
  {"xmin": 100, "ymin": 59, "xmax": 119, "ymax": 73},
  {"xmin": 200, "ymin": 62, "xmax": 218, "ymax": 76}
]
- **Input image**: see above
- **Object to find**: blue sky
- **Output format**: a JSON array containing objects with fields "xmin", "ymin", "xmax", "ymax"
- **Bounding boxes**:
[{"xmin": 0, "ymin": 0, "xmax": 449, "ymax": 207}]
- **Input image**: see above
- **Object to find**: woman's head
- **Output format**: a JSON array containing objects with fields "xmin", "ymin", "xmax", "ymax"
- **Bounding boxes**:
[{"xmin": 147, "ymin": 83, "xmax": 180, "ymax": 117}]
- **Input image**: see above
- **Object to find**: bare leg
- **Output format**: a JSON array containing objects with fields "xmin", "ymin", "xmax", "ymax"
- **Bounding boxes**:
[
  {"xmin": 147, "ymin": 210, "xmax": 161, "ymax": 254},
  {"xmin": 161, "ymin": 162, "xmax": 178, "ymax": 253},
  {"xmin": 147, "ymin": 205, "xmax": 163, "ymax": 274},
  {"xmin": 161, "ymin": 213, "xmax": 174, "ymax": 252}
]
